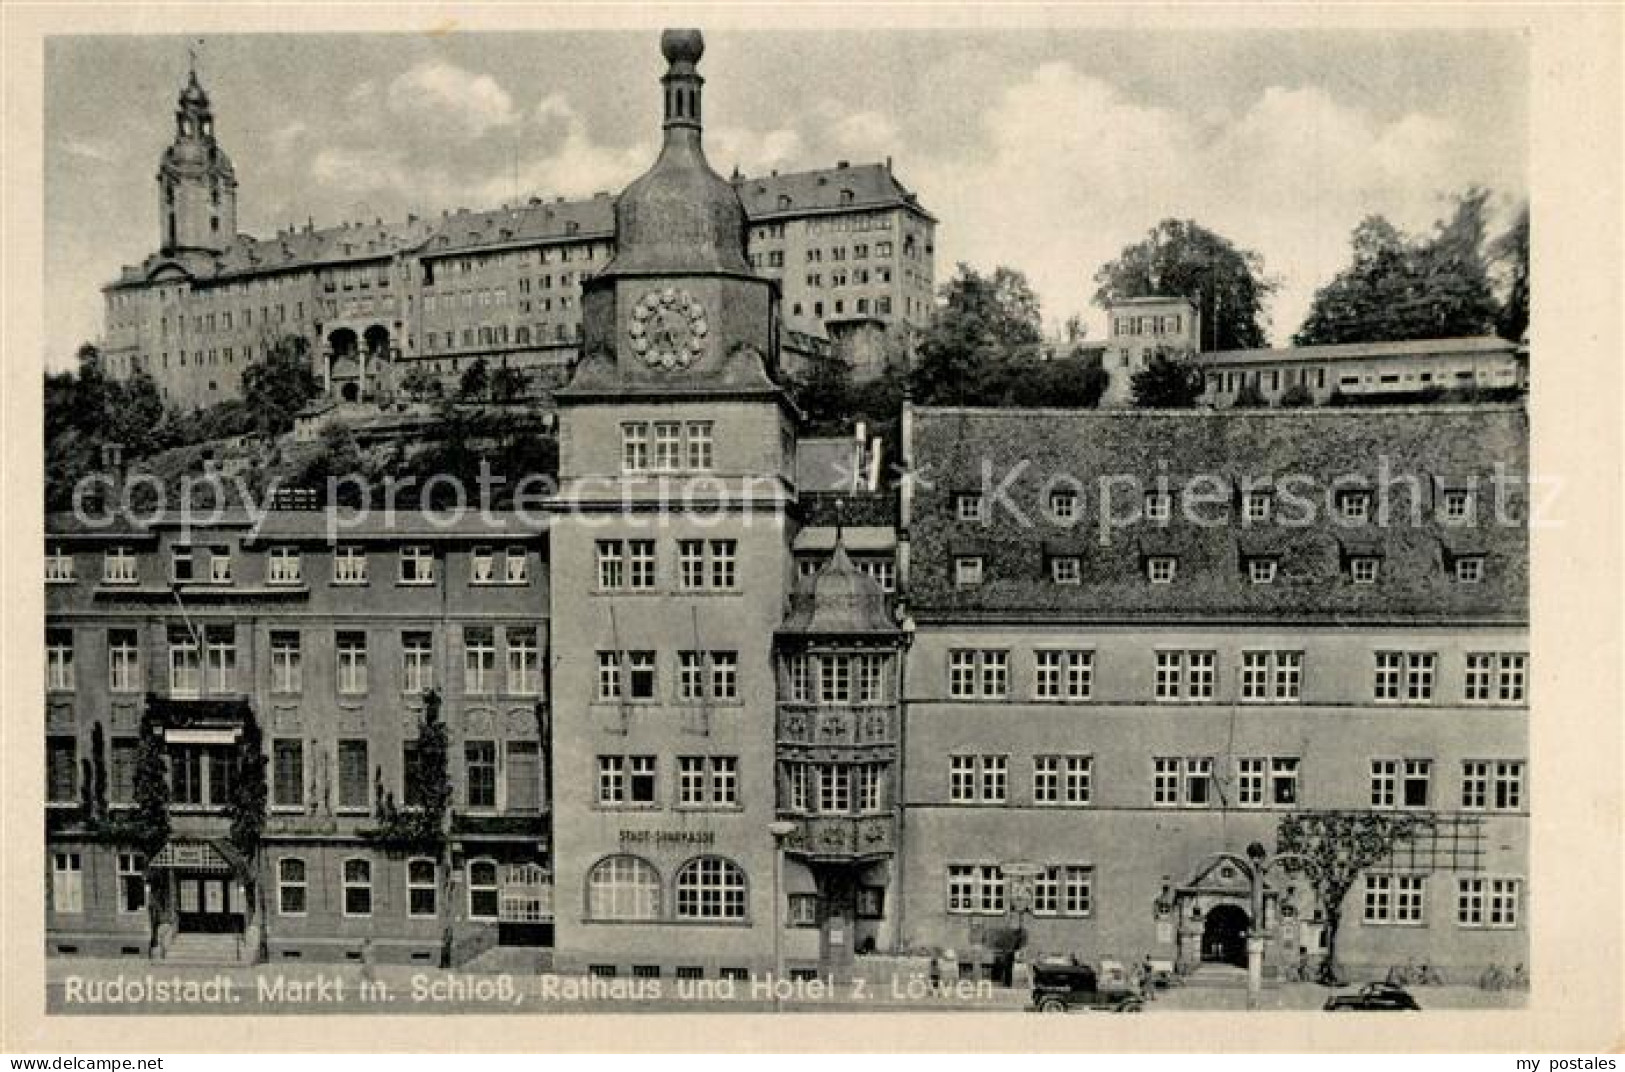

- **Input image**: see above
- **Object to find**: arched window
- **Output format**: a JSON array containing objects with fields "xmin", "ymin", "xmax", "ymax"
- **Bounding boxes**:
[
  {"xmin": 675, "ymin": 856, "xmax": 748, "ymax": 920},
  {"xmin": 467, "ymin": 858, "xmax": 499, "ymax": 920},
  {"xmin": 587, "ymin": 855, "xmax": 661, "ymax": 921},
  {"xmin": 277, "ymin": 857, "xmax": 306, "ymax": 915}
]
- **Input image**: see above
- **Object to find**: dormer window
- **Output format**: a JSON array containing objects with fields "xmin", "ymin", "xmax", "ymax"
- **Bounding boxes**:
[
  {"xmin": 954, "ymin": 556, "xmax": 984, "ymax": 587},
  {"xmin": 1049, "ymin": 490, "xmax": 1079, "ymax": 522},
  {"xmin": 171, "ymin": 546, "xmax": 195, "ymax": 584},
  {"xmin": 1247, "ymin": 557, "xmax": 1278, "ymax": 585},
  {"xmin": 1337, "ymin": 490, "xmax": 1371, "ymax": 522},
  {"xmin": 1453, "ymin": 555, "xmax": 1485, "ymax": 583},
  {"xmin": 1050, "ymin": 556, "xmax": 1082, "ymax": 585},
  {"xmin": 1147, "ymin": 556, "xmax": 1177, "ymax": 585},
  {"xmin": 399, "ymin": 546, "xmax": 435, "ymax": 586},
  {"xmin": 1243, "ymin": 491, "xmax": 1273, "ymax": 522},
  {"xmin": 1350, "ymin": 556, "xmax": 1380, "ymax": 585},
  {"xmin": 1442, "ymin": 489, "xmax": 1473, "ymax": 522},
  {"xmin": 1145, "ymin": 492, "xmax": 1172, "ymax": 523},
  {"xmin": 955, "ymin": 494, "xmax": 985, "ymax": 522}
]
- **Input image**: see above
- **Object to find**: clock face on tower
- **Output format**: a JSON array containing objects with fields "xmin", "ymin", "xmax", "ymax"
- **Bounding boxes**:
[{"xmin": 628, "ymin": 287, "xmax": 709, "ymax": 370}]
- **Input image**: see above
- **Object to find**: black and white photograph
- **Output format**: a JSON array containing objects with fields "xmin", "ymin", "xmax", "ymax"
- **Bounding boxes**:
[{"xmin": 2, "ymin": 2, "xmax": 1620, "ymax": 1058}]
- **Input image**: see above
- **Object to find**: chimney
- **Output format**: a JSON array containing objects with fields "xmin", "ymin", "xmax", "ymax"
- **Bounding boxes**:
[
  {"xmin": 886, "ymin": 155, "xmax": 893, "ymax": 172},
  {"xmin": 837, "ymin": 160, "xmax": 849, "ymax": 169}
]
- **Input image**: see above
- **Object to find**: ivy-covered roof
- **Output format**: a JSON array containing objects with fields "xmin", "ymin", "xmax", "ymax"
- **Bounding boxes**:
[{"xmin": 907, "ymin": 404, "xmax": 1528, "ymax": 624}]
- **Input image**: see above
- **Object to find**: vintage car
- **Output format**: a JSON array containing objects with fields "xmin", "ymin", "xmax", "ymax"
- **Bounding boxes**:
[
  {"xmin": 1028, "ymin": 958, "xmax": 1145, "ymax": 1013},
  {"xmin": 1323, "ymin": 982, "xmax": 1422, "ymax": 1011}
]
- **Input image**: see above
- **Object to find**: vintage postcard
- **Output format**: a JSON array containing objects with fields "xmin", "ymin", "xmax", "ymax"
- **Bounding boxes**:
[{"xmin": 1, "ymin": 2, "xmax": 1620, "ymax": 1055}]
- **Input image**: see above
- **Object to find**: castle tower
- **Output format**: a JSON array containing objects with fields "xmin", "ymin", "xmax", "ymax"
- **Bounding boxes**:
[
  {"xmin": 156, "ymin": 57, "xmax": 237, "ymax": 255},
  {"xmin": 548, "ymin": 29, "xmax": 803, "ymax": 976}
]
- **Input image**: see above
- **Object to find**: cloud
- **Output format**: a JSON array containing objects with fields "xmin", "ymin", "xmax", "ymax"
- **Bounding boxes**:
[
  {"xmin": 387, "ymin": 61, "xmax": 518, "ymax": 137},
  {"xmin": 910, "ymin": 61, "xmax": 1516, "ymax": 342},
  {"xmin": 61, "ymin": 136, "xmax": 117, "ymax": 164},
  {"xmin": 829, "ymin": 111, "xmax": 898, "ymax": 155}
]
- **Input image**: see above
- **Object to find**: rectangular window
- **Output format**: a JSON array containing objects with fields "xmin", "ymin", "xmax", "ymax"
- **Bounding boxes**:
[
  {"xmin": 1338, "ymin": 490, "xmax": 1372, "ymax": 521},
  {"xmin": 471, "ymin": 547, "xmax": 495, "ymax": 584},
  {"xmin": 1147, "ymin": 556, "xmax": 1177, "ymax": 584},
  {"xmin": 272, "ymin": 739, "xmax": 304, "ymax": 808},
  {"xmin": 107, "ymin": 629, "xmax": 140, "ymax": 693},
  {"xmin": 946, "ymin": 864, "xmax": 1005, "ymax": 915},
  {"xmin": 949, "ymin": 754, "xmax": 1007, "ymax": 804},
  {"xmin": 51, "ymin": 852, "xmax": 83, "ymax": 914},
  {"xmin": 204, "ymin": 627, "xmax": 236, "ymax": 692},
  {"xmin": 596, "ymin": 651, "xmax": 621, "ymax": 701},
  {"xmin": 653, "ymin": 422, "xmax": 683, "ymax": 472},
  {"xmin": 333, "ymin": 546, "xmax": 367, "ymax": 585},
  {"xmin": 267, "ymin": 547, "xmax": 302, "ymax": 585},
  {"xmin": 855, "ymin": 654, "xmax": 887, "ymax": 703},
  {"xmin": 337, "ymin": 740, "xmax": 369, "ymax": 812},
  {"xmin": 1144, "ymin": 492, "xmax": 1172, "ymax": 522},
  {"xmin": 1247, "ymin": 558, "xmax": 1278, "ymax": 585},
  {"xmin": 709, "ymin": 539, "xmax": 737, "ymax": 589},
  {"xmin": 679, "ymin": 540, "xmax": 705, "ymax": 590},
  {"xmin": 336, "ymin": 632, "xmax": 368, "ymax": 695},
  {"xmin": 1406, "ymin": 653, "xmax": 1436, "ymax": 701},
  {"xmin": 103, "ymin": 546, "xmax": 138, "ymax": 584},
  {"xmin": 1497, "ymin": 653, "xmax": 1527, "ymax": 704},
  {"xmin": 465, "ymin": 741, "xmax": 497, "ymax": 809},
  {"xmin": 710, "ymin": 651, "xmax": 738, "ymax": 701},
  {"xmin": 117, "ymin": 852, "xmax": 147, "ymax": 914},
  {"xmin": 596, "ymin": 541, "xmax": 624, "ymax": 589},
  {"xmin": 399, "ymin": 546, "xmax": 435, "ymax": 585},
  {"xmin": 1350, "ymin": 556, "xmax": 1379, "ymax": 584},
  {"xmin": 110, "ymin": 737, "xmax": 137, "ymax": 805},
  {"xmin": 686, "ymin": 421, "xmax": 713, "ymax": 471},
  {"xmin": 948, "ymin": 649, "xmax": 1008, "ymax": 699},
  {"xmin": 270, "ymin": 632, "xmax": 301, "ymax": 694},
  {"xmin": 168, "ymin": 629, "xmax": 200, "ymax": 697},
  {"xmin": 1443, "ymin": 489, "xmax": 1472, "ymax": 521},
  {"xmin": 954, "ymin": 556, "xmax": 984, "ymax": 586},
  {"xmin": 1034, "ymin": 649, "xmax": 1093, "ymax": 700},
  {"xmin": 1454, "ymin": 556, "xmax": 1485, "ymax": 583},
  {"xmin": 679, "ymin": 650, "xmax": 705, "ymax": 701},
  {"xmin": 383, "ymin": 633, "xmax": 429, "ymax": 698},
  {"xmin": 343, "ymin": 858, "xmax": 373, "ymax": 917},
  {"xmin": 1050, "ymin": 556, "xmax": 1082, "ymax": 585},
  {"xmin": 820, "ymin": 654, "xmax": 852, "ymax": 704},
  {"xmin": 46, "ymin": 630, "xmax": 75, "ymax": 692},
  {"xmin": 408, "ymin": 859, "xmax": 438, "ymax": 918},
  {"xmin": 622, "ymin": 424, "xmax": 649, "ymax": 473},
  {"xmin": 1457, "ymin": 877, "xmax": 1520, "ymax": 928},
  {"xmin": 955, "ymin": 493, "xmax": 985, "ymax": 522},
  {"xmin": 47, "ymin": 736, "xmax": 77, "ymax": 804},
  {"xmin": 45, "ymin": 546, "xmax": 75, "ymax": 582},
  {"xmin": 505, "ymin": 740, "xmax": 542, "ymax": 813},
  {"xmin": 1153, "ymin": 756, "xmax": 1214, "ymax": 808},
  {"xmin": 1155, "ymin": 650, "xmax": 1216, "ymax": 701},
  {"xmin": 1244, "ymin": 491, "xmax": 1273, "ymax": 522},
  {"xmin": 1033, "ymin": 755, "xmax": 1092, "ymax": 806},
  {"xmin": 208, "ymin": 546, "xmax": 233, "ymax": 584},
  {"xmin": 1048, "ymin": 491, "xmax": 1078, "ymax": 521},
  {"xmin": 1364, "ymin": 874, "xmax": 1426, "ymax": 925},
  {"xmin": 1240, "ymin": 650, "xmax": 1303, "ymax": 702},
  {"xmin": 787, "ymin": 654, "xmax": 811, "ymax": 703},
  {"xmin": 628, "ymin": 540, "xmax": 657, "ymax": 590},
  {"xmin": 461, "ymin": 628, "xmax": 495, "ymax": 694},
  {"xmin": 504, "ymin": 547, "xmax": 529, "ymax": 584},
  {"xmin": 507, "ymin": 628, "xmax": 541, "ymax": 695},
  {"xmin": 627, "ymin": 651, "xmax": 656, "ymax": 700}
]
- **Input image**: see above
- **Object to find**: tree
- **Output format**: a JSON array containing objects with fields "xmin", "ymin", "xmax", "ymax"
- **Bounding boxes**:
[
  {"xmin": 240, "ymin": 335, "xmax": 323, "ymax": 437},
  {"xmin": 1094, "ymin": 219, "xmax": 1276, "ymax": 350},
  {"xmin": 790, "ymin": 355, "xmax": 856, "ymax": 435},
  {"xmin": 1130, "ymin": 349, "xmax": 1206, "ymax": 408},
  {"xmin": 490, "ymin": 365, "xmax": 531, "ymax": 403},
  {"xmin": 1231, "ymin": 381, "xmax": 1269, "ymax": 408},
  {"xmin": 368, "ymin": 689, "xmax": 455, "ymax": 966},
  {"xmin": 1295, "ymin": 190, "xmax": 1500, "ymax": 345},
  {"xmin": 399, "ymin": 366, "xmax": 445, "ymax": 404},
  {"xmin": 124, "ymin": 718, "xmax": 172, "ymax": 954},
  {"xmin": 458, "ymin": 357, "xmax": 491, "ymax": 401},
  {"xmin": 1276, "ymin": 811, "xmax": 1433, "ymax": 984},
  {"xmin": 229, "ymin": 708, "xmax": 269, "ymax": 961},
  {"xmin": 1489, "ymin": 203, "xmax": 1529, "ymax": 342},
  {"xmin": 1278, "ymin": 382, "xmax": 1315, "ymax": 408},
  {"xmin": 911, "ymin": 264, "xmax": 1043, "ymax": 407}
]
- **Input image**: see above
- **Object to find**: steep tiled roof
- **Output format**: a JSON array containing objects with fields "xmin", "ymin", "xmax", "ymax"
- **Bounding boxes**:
[
  {"xmin": 735, "ymin": 162, "xmax": 932, "ymax": 222},
  {"xmin": 1199, "ymin": 335, "xmax": 1517, "ymax": 367},
  {"xmin": 418, "ymin": 197, "xmax": 616, "ymax": 258},
  {"xmin": 907, "ymin": 405, "xmax": 1527, "ymax": 623}
]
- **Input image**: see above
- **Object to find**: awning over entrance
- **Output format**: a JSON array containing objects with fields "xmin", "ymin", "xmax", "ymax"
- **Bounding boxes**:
[
  {"xmin": 163, "ymin": 727, "xmax": 240, "ymax": 746},
  {"xmin": 151, "ymin": 840, "xmax": 235, "ymax": 873}
]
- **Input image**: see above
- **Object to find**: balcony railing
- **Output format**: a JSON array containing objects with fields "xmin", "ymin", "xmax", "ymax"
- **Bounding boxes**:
[
  {"xmin": 781, "ymin": 814, "xmax": 896, "ymax": 860},
  {"xmin": 776, "ymin": 703, "xmax": 896, "ymax": 747}
]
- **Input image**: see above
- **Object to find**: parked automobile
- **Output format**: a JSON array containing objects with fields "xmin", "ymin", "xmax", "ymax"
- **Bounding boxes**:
[
  {"xmin": 1323, "ymin": 982, "xmax": 1422, "ymax": 1011},
  {"xmin": 1029, "ymin": 958, "xmax": 1145, "ymax": 1013}
]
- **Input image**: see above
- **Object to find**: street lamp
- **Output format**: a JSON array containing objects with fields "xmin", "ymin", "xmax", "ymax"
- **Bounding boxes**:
[{"xmin": 767, "ymin": 820, "xmax": 799, "ymax": 1008}]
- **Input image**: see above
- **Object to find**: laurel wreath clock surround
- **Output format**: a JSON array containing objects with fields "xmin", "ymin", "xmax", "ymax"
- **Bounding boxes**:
[{"xmin": 627, "ymin": 287, "xmax": 709, "ymax": 369}]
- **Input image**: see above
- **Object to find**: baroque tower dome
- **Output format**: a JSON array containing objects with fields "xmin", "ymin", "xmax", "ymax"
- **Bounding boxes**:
[{"xmin": 604, "ymin": 28, "xmax": 751, "ymax": 275}]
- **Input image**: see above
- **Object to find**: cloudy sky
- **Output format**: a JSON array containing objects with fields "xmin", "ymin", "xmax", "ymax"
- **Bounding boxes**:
[{"xmin": 43, "ymin": 28, "xmax": 1526, "ymax": 369}]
